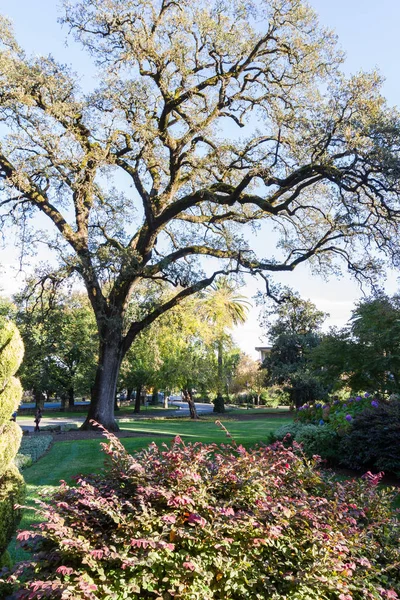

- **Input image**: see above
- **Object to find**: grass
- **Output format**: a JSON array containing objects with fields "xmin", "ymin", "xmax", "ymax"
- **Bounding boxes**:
[
  {"xmin": 226, "ymin": 406, "xmax": 291, "ymax": 414},
  {"xmin": 118, "ymin": 417, "xmax": 293, "ymax": 445}
]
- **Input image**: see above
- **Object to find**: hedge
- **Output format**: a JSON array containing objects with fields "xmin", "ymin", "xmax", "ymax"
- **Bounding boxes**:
[
  {"xmin": 0, "ymin": 465, "xmax": 24, "ymax": 558},
  {"xmin": 0, "ymin": 377, "xmax": 22, "ymax": 427},
  {"xmin": 0, "ymin": 317, "xmax": 25, "ymax": 566}
]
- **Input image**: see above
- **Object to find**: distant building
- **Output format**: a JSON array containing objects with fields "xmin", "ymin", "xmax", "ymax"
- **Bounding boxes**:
[{"xmin": 255, "ymin": 346, "xmax": 272, "ymax": 363}]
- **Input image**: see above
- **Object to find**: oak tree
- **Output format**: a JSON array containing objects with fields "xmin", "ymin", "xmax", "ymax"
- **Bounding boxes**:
[{"xmin": 1, "ymin": 1, "xmax": 400, "ymax": 429}]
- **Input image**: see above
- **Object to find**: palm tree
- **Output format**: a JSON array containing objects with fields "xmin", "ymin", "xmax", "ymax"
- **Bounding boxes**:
[{"xmin": 203, "ymin": 278, "xmax": 250, "ymax": 412}]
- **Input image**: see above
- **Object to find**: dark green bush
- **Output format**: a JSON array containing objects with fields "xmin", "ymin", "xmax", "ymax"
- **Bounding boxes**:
[
  {"xmin": 212, "ymin": 394, "xmax": 225, "ymax": 413},
  {"xmin": 0, "ymin": 465, "xmax": 24, "ymax": 558},
  {"xmin": 339, "ymin": 399, "xmax": 400, "ymax": 474},
  {"xmin": 272, "ymin": 422, "xmax": 304, "ymax": 441},
  {"xmin": 295, "ymin": 424, "xmax": 341, "ymax": 462}
]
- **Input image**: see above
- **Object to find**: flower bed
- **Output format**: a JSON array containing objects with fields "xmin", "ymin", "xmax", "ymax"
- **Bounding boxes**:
[{"xmin": 1, "ymin": 428, "xmax": 399, "ymax": 599}]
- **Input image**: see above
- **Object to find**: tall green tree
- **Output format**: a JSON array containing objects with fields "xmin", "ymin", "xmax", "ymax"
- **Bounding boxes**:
[
  {"xmin": 262, "ymin": 295, "xmax": 328, "ymax": 407},
  {"xmin": 1, "ymin": 2, "xmax": 400, "ymax": 429},
  {"xmin": 311, "ymin": 294, "xmax": 400, "ymax": 396},
  {"xmin": 203, "ymin": 278, "xmax": 250, "ymax": 412},
  {"xmin": 153, "ymin": 298, "xmax": 218, "ymax": 419}
]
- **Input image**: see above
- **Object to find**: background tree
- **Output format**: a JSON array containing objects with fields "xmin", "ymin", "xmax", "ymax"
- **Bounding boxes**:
[
  {"xmin": 14, "ymin": 286, "xmax": 97, "ymax": 407},
  {"xmin": 231, "ymin": 353, "xmax": 266, "ymax": 405},
  {"xmin": 203, "ymin": 278, "xmax": 250, "ymax": 412},
  {"xmin": 262, "ymin": 295, "xmax": 329, "ymax": 407},
  {"xmin": 154, "ymin": 299, "xmax": 218, "ymax": 419},
  {"xmin": 1, "ymin": 1, "xmax": 400, "ymax": 429},
  {"xmin": 119, "ymin": 331, "xmax": 159, "ymax": 414},
  {"xmin": 311, "ymin": 294, "xmax": 400, "ymax": 396}
]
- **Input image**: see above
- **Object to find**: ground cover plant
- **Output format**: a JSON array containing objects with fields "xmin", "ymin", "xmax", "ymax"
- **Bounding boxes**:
[
  {"xmin": 2, "ymin": 426, "xmax": 400, "ymax": 599},
  {"xmin": 14, "ymin": 435, "xmax": 53, "ymax": 470}
]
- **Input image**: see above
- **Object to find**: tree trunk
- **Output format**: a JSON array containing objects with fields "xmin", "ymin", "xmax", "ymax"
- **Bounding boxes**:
[
  {"xmin": 68, "ymin": 386, "xmax": 75, "ymax": 408},
  {"xmin": 82, "ymin": 339, "xmax": 123, "ymax": 431},
  {"xmin": 60, "ymin": 394, "xmax": 67, "ymax": 412},
  {"xmin": 134, "ymin": 384, "xmax": 142, "ymax": 414},
  {"xmin": 127, "ymin": 388, "xmax": 133, "ymax": 403},
  {"xmin": 216, "ymin": 338, "xmax": 225, "ymax": 412},
  {"xmin": 164, "ymin": 392, "xmax": 169, "ymax": 409},
  {"xmin": 182, "ymin": 388, "xmax": 198, "ymax": 419},
  {"xmin": 34, "ymin": 389, "xmax": 44, "ymax": 409}
]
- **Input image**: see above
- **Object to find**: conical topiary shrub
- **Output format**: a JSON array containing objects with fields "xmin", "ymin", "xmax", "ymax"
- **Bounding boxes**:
[{"xmin": 0, "ymin": 317, "xmax": 25, "ymax": 567}]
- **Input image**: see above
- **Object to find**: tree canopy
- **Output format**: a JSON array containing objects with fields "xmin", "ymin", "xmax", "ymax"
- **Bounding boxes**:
[
  {"xmin": 262, "ymin": 295, "xmax": 328, "ymax": 407},
  {"xmin": 1, "ymin": 0, "xmax": 400, "ymax": 429},
  {"xmin": 311, "ymin": 294, "xmax": 400, "ymax": 396}
]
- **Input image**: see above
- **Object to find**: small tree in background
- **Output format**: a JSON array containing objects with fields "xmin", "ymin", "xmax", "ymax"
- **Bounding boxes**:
[
  {"xmin": 231, "ymin": 353, "xmax": 265, "ymax": 404},
  {"xmin": 203, "ymin": 278, "xmax": 250, "ymax": 412},
  {"xmin": 0, "ymin": 317, "xmax": 25, "ymax": 567},
  {"xmin": 119, "ymin": 331, "xmax": 159, "ymax": 413}
]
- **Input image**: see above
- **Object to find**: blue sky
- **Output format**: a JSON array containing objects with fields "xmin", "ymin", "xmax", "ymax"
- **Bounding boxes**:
[{"xmin": 1, "ymin": 0, "xmax": 399, "ymax": 356}]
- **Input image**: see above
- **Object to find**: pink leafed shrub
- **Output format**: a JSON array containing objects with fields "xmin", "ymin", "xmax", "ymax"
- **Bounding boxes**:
[{"xmin": 1, "ymin": 428, "xmax": 399, "ymax": 599}]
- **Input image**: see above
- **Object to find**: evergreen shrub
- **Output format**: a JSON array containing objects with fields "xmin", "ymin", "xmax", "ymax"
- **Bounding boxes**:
[
  {"xmin": 0, "ymin": 317, "xmax": 25, "ymax": 565},
  {"xmin": 2, "ymin": 429, "xmax": 399, "ymax": 599}
]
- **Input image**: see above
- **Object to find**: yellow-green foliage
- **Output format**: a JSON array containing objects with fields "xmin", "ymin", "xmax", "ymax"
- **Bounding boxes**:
[
  {"xmin": 0, "ymin": 317, "xmax": 24, "ymax": 563},
  {"xmin": 0, "ymin": 377, "xmax": 22, "ymax": 428},
  {"xmin": 0, "ymin": 465, "xmax": 24, "ymax": 556},
  {"xmin": 0, "ymin": 422, "xmax": 22, "ymax": 477},
  {"xmin": 0, "ymin": 319, "xmax": 24, "ymax": 391}
]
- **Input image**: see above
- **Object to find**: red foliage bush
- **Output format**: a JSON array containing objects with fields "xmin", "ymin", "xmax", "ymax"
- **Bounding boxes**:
[{"xmin": 1, "ymin": 425, "xmax": 399, "ymax": 599}]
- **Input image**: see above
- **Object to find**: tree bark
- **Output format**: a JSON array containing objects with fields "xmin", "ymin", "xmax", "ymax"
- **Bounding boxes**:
[
  {"xmin": 127, "ymin": 388, "xmax": 133, "ymax": 403},
  {"xmin": 34, "ymin": 389, "xmax": 44, "ymax": 409},
  {"xmin": 134, "ymin": 384, "xmax": 142, "ymax": 414},
  {"xmin": 82, "ymin": 339, "xmax": 123, "ymax": 431},
  {"xmin": 216, "ymin": 337, "xmax": 225, "ymax": 412},
  {"xmin": 163, "ymin": 391, "xmax": 169, "ymax": 409},
  {"xmin": 182, "ymin": 388, "xmax": 198, "ymax": 419},
  {"xmin": 60, "ymin": 394, "xmax": 67, "ymax": 412}
]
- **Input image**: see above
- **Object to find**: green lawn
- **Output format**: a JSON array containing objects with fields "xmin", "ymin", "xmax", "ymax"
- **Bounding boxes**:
[
  {"xmin": 117, "ymin": 417, "xmax": 293, "ymax": 445},
  {"xmin": 225, "ymin": 406, "xmax": 292, "ymax": 415}
]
